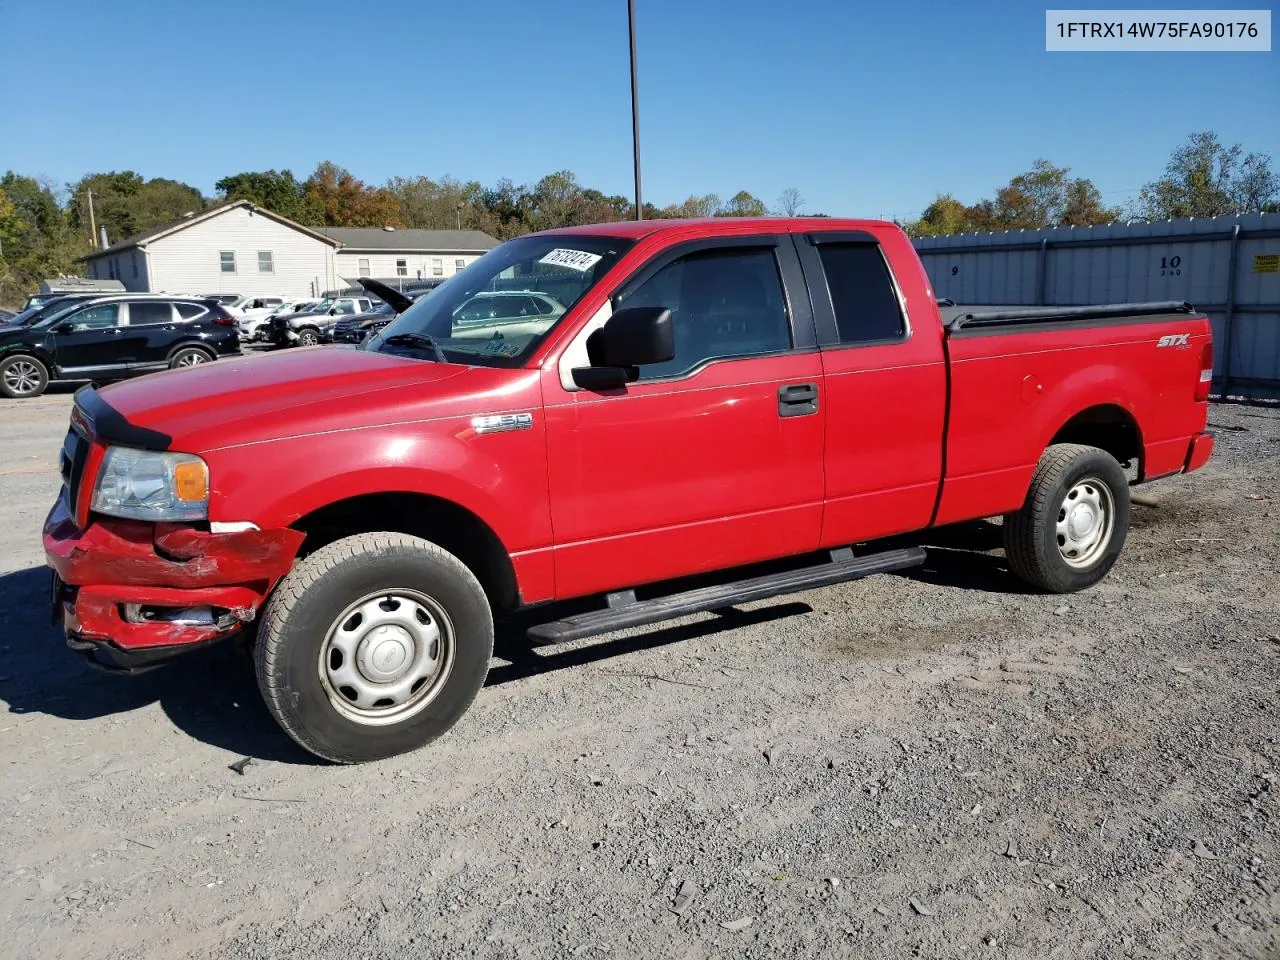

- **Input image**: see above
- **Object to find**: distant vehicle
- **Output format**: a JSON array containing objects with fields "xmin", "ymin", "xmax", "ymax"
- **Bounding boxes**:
[
  {"xmin": 452, "ymin": 290, "xmax": 567, "ymax": 327},
  {"xmin": 0, "ymin": 308, "xmax": 15, "ymax": 324},
  {"xmin": 0, "ymin": 294, "xmax": 241, "ymax": 398},
  {"xmin": 238, "ymin": 298, "xmax": 320, "ymax": 342},
  {"xmin": 325, "ymin": 279, "xmax": 420, "ymax": 344},
  {"xmin": 202, "ymin": 293, "xmax": 244, "ymax": 307},
  {"xmin": 268, "ymin": 296, "xmax": 375, "ymax": 347},
  {"xmin": 3, "ymin": 293, "xmax": 112, "ymax": 329},
  {"xmin": 21, "ymin": 278, "xmax": 126, "ymax": 312}
]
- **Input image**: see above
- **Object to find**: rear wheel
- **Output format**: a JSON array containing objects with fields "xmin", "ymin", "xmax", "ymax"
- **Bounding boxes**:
[
  {"xmin": 1004, "ymin": 443, "xmax": 1131, "ymax": 593},
  {"xmin": 0, "ymin": 355, "xmax": 49, "ymax": 399},
  {"xmin": 254, "ymin": 532, "xmax": 493, "ymax": 763},
  {"xmin": 169, "ymin": 346, "xmax": 215, "ymax": 369},
  {"xmin": 297, "ymin": 327, "xmax": 319, "ymax": 347}
]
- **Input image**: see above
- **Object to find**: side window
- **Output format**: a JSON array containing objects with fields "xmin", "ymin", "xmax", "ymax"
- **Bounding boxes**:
[
  {"xmin": 816, "ymin": 243, "xmax": 906, "ymax": 344},
  {"xmin": 616, "ymin": 247, "xmax": 792, "ymax": 380},
  {"xmin": 128, "ymin": 302, "xmax": 175, "ymax": 325},
  {"xmin": 335, "ymin": 301, "xmax": 355, "ymax": 315},
  {"xmin": 358, "ymin": 258, "xmax": 371, "ymax": 277},
  {"xmin": 175, "ymin": 303, "xmax": 207, "ymax": 320},
  {"xmin": 66, "ymin": 304, "xmax": 121, "ymax": 331}
]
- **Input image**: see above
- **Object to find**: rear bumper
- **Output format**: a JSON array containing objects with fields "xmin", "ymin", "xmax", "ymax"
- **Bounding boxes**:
[
  {"xmin": 43, "ymin": 494, "xmax": 304, "ymax": 668},
  {"xmin": 1183, "ymin": 431, "xmax": 1215, "ymax": 474}
]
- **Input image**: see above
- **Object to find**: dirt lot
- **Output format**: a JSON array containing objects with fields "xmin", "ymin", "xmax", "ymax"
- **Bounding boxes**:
[{"xmin": 0, "ymin": 391, "xmax": 1276, "ymax": 960}]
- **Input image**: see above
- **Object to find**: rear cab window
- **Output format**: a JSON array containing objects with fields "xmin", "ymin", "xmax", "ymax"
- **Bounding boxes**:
[{"xmin": 810, "ymin": 239, "xmax": 907, "ymax": 346}]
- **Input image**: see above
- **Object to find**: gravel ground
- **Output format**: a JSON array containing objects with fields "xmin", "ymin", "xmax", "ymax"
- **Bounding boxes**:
[{"xmin": 0, "ymin": 393, "xmax": 1276, "ymax": 960}]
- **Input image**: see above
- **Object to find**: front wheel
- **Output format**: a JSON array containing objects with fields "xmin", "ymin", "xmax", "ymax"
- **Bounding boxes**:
[
  {"xmin": 296, "ymin": 327, "xmax": 319, "ymax": 347},
  {"xmin": 0, "ymin": 355, "xmax": 49, "ymax": 399},
  {"xmin": 254, "ymin": 532, "xmax": 493, "ymax": 763},
  {"xmin": 1003, "ymin": 443, "xmax": 1131, "ymax": 593}
]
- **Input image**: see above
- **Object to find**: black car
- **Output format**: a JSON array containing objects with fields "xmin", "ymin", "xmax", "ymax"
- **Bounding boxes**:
[
  {"xmin": 327, "ymin": 277, "xmax": 441, "ymax": 344},
  {"xmin": 0, "ymin": 295, "xmax": 241, "ymax": 399}
]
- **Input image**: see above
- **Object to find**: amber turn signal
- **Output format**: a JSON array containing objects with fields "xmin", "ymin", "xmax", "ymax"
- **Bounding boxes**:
[{"xmin": 174, "ymin": 460, "xmax": 209, "ymax": 502}]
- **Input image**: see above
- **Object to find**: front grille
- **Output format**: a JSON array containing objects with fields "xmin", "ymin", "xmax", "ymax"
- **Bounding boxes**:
[{"xmin": 60, "ymin": 428, "xmax": 90, "ymax": 516}]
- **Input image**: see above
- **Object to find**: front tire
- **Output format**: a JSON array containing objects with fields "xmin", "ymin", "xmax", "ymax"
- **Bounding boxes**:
[
  {"xmin": 0, "ymin": 355, "xmax": 49, "ymax": 399},
  {"xmin": 254, "ymin": 532, "xmax": 493, "ymax": 763},
  {"xmin": 1003, "ymin": 443, "xmax": 1131, "ymax": 593},
  {"xmin": 296, "ymin": 327, "xmax": 319, "ymax": 347},
  {"xmin": 169, "ymin": 346, "xmax": 215, "ymax": 369}
]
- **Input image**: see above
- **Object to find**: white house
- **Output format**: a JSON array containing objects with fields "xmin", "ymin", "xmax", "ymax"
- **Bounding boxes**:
[
  {"xmin": 324, "ymin": 228, "xmax": 498, "ymax": 285},
  {"xmin": 82, "ymin": 201, "xmax": 499, "ymax": 298}
]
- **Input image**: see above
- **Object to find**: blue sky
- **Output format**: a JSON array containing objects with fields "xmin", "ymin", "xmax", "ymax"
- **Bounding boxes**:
[{"xmin": 1, "ymin": 0, "xmax": 1276, "ymax": 220}]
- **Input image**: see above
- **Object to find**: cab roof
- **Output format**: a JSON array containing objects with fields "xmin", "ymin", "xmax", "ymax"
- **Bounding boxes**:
[{"xmin": 542, "ymin": 217, "xmax": 896, "ymax": 240}]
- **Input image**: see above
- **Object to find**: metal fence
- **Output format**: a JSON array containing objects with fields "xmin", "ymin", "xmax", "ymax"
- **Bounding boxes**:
[{"xmin": 913, "ymin": 212, "xmax": 1280, "ymax": 399}]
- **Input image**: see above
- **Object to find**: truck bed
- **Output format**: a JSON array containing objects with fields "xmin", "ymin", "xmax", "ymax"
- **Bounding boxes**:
[{"xmin": 938, "ymin": 300, "xmax": 1196, "ymax": 333}]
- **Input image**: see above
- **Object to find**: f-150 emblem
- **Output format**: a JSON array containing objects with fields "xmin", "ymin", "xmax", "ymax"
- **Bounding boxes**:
[
  {"xmin": 472, "ymin": 412, "xmax": 534, "ymax": 435},
  {"xmin": 1157, "ymin": 334, "xmax": 1190, "ymax": 347}
]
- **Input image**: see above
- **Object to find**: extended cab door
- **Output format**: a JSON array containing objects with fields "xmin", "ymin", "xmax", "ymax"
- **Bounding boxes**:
[
  {"xmin": 795, "ymin": 229, "xmax": 947, "ymax": 545},
  {"xmin": 543, "ymin": 236, "xmax": 826, "ymax": 599}
]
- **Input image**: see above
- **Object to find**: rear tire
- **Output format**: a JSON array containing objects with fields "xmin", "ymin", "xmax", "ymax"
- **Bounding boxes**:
[
  {"xmin": 254, "ymin": 532, "xmax": 493, "ymax": 763},
  {"xmin": 169, "ymin": 346, "xmax": 215, "ymax": 369},
  {"xmin": 0, "ymin": 355, "xmax": 49, "ymax": 399},
  {"xmin": 297, "ymin": 327, "xmax": 319, "ymax": 347},
  {"xmin": 1003, "ymin": 443, "xmax": 1131, "ymax": 593}
]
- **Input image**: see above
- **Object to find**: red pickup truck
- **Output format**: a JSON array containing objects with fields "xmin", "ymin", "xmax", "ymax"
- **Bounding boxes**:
[{"xmin": 44, "ymin": 217, "xmax": 1215, "ymax": 762}]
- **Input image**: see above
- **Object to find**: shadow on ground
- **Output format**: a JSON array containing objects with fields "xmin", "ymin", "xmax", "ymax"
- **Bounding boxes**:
[{"xmin": 0, "ymin": 522, "xmax": 1027, "ymax": 761}]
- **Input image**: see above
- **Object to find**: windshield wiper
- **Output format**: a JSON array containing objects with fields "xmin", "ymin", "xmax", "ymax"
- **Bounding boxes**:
[{"xmin": 382, "ymin": 332, "xmax": 446, "ymax": 363}]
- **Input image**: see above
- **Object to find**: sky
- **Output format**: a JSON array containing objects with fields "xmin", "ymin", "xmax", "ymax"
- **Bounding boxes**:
[{"xmin": 1, "ymin": 0, "xmax": 1276, "ymax": 221}]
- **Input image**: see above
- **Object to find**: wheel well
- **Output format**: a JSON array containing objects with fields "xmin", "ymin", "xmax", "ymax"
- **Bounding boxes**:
[
  {"xmin": 1, "ymin": 352, "xmax": 48, "ymax": 370},
  {"xmin": 169, "ymin": 342, "xmax": 216, "ymax": 360},
  {"xmin": 290, "ymin": 492, "xmax": 519, "ymax": 612},
  {"xmin": 1050, "ymin": 404, "xmax": 1143, "ymax": 474}
]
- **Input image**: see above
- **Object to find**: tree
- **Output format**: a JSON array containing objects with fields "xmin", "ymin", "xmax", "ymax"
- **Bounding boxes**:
[
  {"xmin": 905, "ymin": 193, "xmax": 973, "ymax": 236},
  {"xmin": 387, "ymin": 175, "xmax": 487, "ymax": 230},
  {"xmin": 67, "ymin": 171, "xmax": 204, "ymax": 246},
  {"xmin": 0, "ymin": 173, "xmax": 84, "ymax": 304},
  {"xmin": 303, "ymin": 162, "xmax": 402, "ymax": 228},
  {"xmin": 216, "ymin": 169, "xmax": 319, "ymax": 224},
  {"xmin": 719, "ymin": 190, "xmax": 767, "ymax": 218},
  {"xmin": 776, "ymin": 187, "xmax": 805, "ymax": 216},
  {"xmin": 1134, "ymin": 132, "xmax": 1279, "ymax": 218}
]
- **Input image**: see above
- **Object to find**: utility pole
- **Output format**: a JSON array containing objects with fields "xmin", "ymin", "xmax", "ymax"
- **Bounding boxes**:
[
  {"xmin": 628, "ymin": 0, "xmax": 642, "ymax": 220},
  {"xmin": 86, "ymin": 188, "xmax": 98, "ymax": 249}
]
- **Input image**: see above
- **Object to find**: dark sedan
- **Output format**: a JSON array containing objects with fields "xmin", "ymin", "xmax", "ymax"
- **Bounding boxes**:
[{"xmin": 0, "ymin": 295, "xmax": 241, "ymax": 399}]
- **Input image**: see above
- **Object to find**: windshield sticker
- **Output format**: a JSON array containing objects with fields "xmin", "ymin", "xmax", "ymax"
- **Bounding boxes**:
[{"xmin": 538, "ymin": 248, "xmax": 603, "ymax": 272}]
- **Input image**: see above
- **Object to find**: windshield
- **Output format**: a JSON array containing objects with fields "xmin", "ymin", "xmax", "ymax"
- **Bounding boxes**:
[
  {"xmin": 32, "ymin": 299, "xmax": 95, "ymax": 328},
  {"xmin": 365, "ymin": 234, "xmax": 633, "ymax": 367},
  {"xmin": 308, "ymin": 299, "xmax": 336, "ymax": 313},
  {"xmin": 6, "ymin": 304, "xmax": 52, "ymax": 326}
]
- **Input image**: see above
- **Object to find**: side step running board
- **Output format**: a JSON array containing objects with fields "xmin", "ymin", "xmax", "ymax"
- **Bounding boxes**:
[{"xmin": 526, "ymin": 546, "xmax": 926, "ymax": 645}]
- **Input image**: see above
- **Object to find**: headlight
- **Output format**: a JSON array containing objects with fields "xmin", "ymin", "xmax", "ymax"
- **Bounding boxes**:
[{"xmin": 91, "ymin": 447, "xmax": 209, "ymax": 522}]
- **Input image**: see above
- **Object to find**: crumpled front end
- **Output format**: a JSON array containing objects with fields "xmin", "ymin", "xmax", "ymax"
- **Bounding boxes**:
[{"xmin": 44, "ymin": 494, "xmax": 304, "ymax": 671}]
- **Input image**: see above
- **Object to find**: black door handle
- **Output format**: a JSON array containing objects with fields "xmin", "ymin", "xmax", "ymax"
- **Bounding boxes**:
[{"xmin": 778, "ymin": 382, "xmax": 819, "ymax": 417}]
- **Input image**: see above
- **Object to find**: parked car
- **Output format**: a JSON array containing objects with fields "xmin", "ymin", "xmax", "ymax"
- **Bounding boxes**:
[
  {"xmin": 4, "ymin": 293, "xmax": 114, "ymax": 329},
  {"xmin": 0, "ymin": 294, "xmax": 241, "ymax": 398},
  {"xmin": 44, "ymin": 217, "xmax": 1215, "ymax": 762},
  {"xmin": 21, "ymin": 278, "xmax": 126, "ymax": 312},
  {"xmin": 0, "ymin": 308, "xmax": 15, "ymax": 324},
  {"xmin": 201, "ymin": 293, "xmax": 244, "ymax": 308},
  {"xmin": 324, "ymin": 279, "xmax": 420, "ymax": 344},
  {"xmin": 268, "ymin": 296, "xmax": 375, "ymax": 347},
  {"xmin": 234, "ymin": 297, "xmax": 310, "ymax": 342}
]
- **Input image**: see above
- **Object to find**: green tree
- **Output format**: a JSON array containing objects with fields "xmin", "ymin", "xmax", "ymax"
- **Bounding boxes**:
[
  {"xmin": 904, "ymin": 194, "xmax": 973, "ymax": 236},
  {"xmin": 1135, "ymin": 132, "xmax": 1278, "ymax": 218},
  {"xmin": 659, "ymin": 193, "xmax": 722, "ymax": 218},
  {"xmin": 719, "ymin": 190, "xmax": 767, "ymax": 217},
  {"xmin": 0, "ymin": 173, "xmax": 84, "ymax": 303},
  {"xmin": 68, "ymin": 171, "xmax": 204, "ymax": 246},
  {"xmin": 215, "ymin": 169, "xmax": 319, "ymax": 224}
]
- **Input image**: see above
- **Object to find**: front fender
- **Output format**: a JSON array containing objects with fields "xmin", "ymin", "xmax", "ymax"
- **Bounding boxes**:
[{"xmin": 201, "ymin": 415, "xmax": 552, "ymax": 555}]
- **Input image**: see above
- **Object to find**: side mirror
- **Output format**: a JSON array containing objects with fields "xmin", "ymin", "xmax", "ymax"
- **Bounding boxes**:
[
  {"xmin": 55, "ymin": 322, "xmax": 75, "ymax": 335},
  {"xmin": 570, "ymin": 307, "xmax": 674, "ymax": 390}
]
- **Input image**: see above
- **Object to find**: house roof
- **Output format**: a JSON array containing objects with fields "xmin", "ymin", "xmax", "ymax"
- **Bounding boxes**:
[
  {"xmin": 320, "ymin": 228, "xmax": 499, "ymax": 252},
  {"xmin": 82, "ymin": 200, "xmax": 341, "ymax": 260}
]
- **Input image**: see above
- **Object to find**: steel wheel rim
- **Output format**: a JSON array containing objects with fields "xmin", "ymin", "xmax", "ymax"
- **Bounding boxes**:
[
  {"xmin": 299, "ymin": 331, "xmax": 317, "ymax": 346},
  {"xmin": 3, "ymin": 360, "xmax": 42, "ymax": 395},
  {"xmin": 317, "ymin": 588, "xmax": 455, "ymax": 726},
  {"xmin": 1055, "ymin": 477, "xmax": 1115, "ymax": 568},
  {"xmin": 177, "ymin": 352, "xmax": 207, "ymax": 367}
]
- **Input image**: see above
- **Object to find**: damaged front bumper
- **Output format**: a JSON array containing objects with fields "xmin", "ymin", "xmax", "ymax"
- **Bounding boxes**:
[{"xmin": 43, "ymin": 495, "xmax": 304, "ymax": 672}]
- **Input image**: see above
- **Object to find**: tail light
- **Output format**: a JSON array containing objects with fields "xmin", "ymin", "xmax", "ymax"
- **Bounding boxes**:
[
  {"xmin": 1195, "ymin": 341, "xmax": 1213, "ymax": 402},
  {"xmin": 213, "ymin": 308, "xmax": 237, "ymax": 327}
]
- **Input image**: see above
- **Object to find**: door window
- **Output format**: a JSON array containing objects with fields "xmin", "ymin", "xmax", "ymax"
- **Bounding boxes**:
[
  {"xmin": 615, "ymin": 247, "xmax": 792, "ymax": 380},
  {"xmin": 816, "ymin": 244, "xmax": 906, "ymax": 344},
  {"xmin": 66, "ymin": 304, "xmax": 121, "ymax": 331},
  {"xmin": 128, "ymin": 302, "xmax": 175, "ymax": 326}
]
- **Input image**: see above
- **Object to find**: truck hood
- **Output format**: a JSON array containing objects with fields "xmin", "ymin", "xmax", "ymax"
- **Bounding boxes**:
[{"xmin": 95, "ymin": 347, "xmax": 474, "ymax": 452}]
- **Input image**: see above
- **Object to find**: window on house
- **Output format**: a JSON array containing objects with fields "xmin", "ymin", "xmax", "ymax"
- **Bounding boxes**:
[
  {"xmin": 815, "ymin": 243, "xmax": 906, "ymax": 344},
  {"xmin": 432, "ymin": 258, "xmax": 443, "ymax": 276},
  {"xmin": 455, "ymin": 258, "xmax": 466, "ymax": 272},
  {"xmin": 220, "ymin": 251, "xmax": 236, "ymax": 274},
  {"xmin": 358, "ymin": 258, "xmax": 371, "ymax": 277},
  {"xmin": 396, "ymin": 258, "xmax": 408, "ymax": 277},
  {"xmin": 258, "ymin": 251, "xmax": 274, "ymax": 273}
]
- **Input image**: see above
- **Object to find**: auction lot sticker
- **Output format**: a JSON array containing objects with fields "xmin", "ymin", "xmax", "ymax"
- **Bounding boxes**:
[
  {"xmin": 1046, "ymin": 10, "xmax": 1271, "ymax": 50},
  {"xmin": 539, "ymin": 248, "xmax": 603, "ymax": 271}
]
